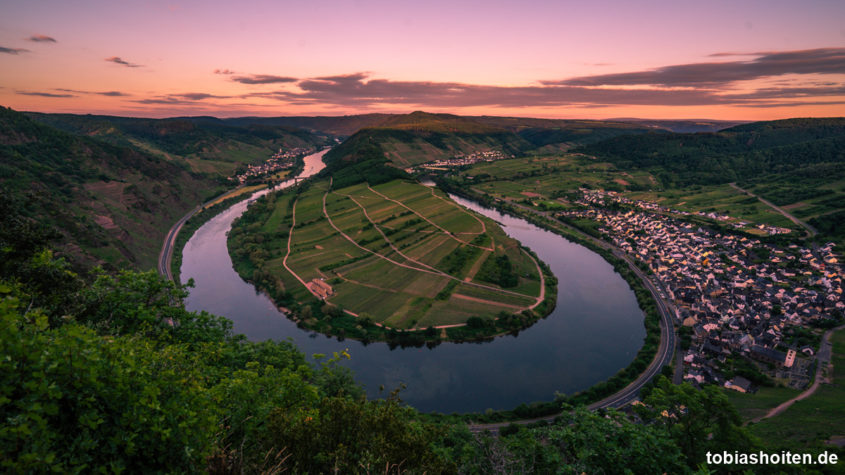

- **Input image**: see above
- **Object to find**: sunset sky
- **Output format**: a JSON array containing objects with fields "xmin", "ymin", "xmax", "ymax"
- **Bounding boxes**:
[{"xmin": 2, "ymin": 0, "xmax": 844, "ymax": 120}]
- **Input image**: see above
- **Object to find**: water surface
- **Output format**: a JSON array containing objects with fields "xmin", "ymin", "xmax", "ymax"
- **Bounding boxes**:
[{"xmin": 183, "ymin": 153, "xmax": 645, "ymax": 413}]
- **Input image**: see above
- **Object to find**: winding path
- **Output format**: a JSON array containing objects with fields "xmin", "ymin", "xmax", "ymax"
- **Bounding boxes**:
[
  {"xmin": 367, "ymin": 185, "xmax": 492, "ymax": 251},
  {"xmin": 751, "ymin": 324, "xmax": 844, "ymax": 424},
  {"xmin": 729, "ymin": 182, "xmax": 818, "ymax": 237}
]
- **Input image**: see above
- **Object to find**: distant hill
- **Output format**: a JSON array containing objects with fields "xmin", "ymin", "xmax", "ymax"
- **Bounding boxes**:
[
  {"xmin": 27, "ymin": 113, "xmax": 330, "ymax": 178},
  {"xmin": 608, "ymin": 118, "xmax": 749, "ymax": 133},
  {"xmin": 471, "ymin": 116, "xmax": 655, "ymax": 152},
  {"xmin": 222, "ymin": 114, "xmax": 392, "ymax": 136}
]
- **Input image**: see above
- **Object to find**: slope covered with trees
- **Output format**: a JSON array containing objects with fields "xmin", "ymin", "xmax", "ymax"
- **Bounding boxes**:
[
  {"xmin": 27, "ymin": 113, "xmax": 331, "ymax": 178},
  {"xmin": 1, "ymin": 107, "xmax": 329, "ymax": 270},
  {"xmin": 576, "ymin": 118, "xmax": 845, "ymax": 188}
]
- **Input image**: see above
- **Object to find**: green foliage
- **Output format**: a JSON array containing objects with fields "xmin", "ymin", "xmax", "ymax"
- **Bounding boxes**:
[
  {"xmin": 577, "ymin": 118, "xmax": 845, "ymax": 190},
  {"xmin": 453, "ymin": 407, "xmax": 688, "ymax": 474},
  {"xmin": 476, "ymin": 253, "xmax": 519, "ymax": 288},
  {"xmin": 265, "ymin": 392, "xmax": 451, "ymax": 473},
  {"xmin": 77, "ymin": 269, "xmax": 234, "ymax": 343},
  {"xmin": 0, "ymin": 289, "xmax": 218, "ymax": 472},
  {"xmin": 636, "ymin": 377, "xmax": 758, "ymax": 468}
]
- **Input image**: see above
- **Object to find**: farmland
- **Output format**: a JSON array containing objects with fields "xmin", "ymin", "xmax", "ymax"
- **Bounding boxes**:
[{"xmin": 228, "ymin": 177, "xmax": 552, "ymax": 341}]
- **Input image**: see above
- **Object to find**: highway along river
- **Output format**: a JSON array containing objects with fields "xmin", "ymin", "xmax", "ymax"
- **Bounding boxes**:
[{"xmin": 182, "ymin": 150, "xmax": 645, "ymax": 413}]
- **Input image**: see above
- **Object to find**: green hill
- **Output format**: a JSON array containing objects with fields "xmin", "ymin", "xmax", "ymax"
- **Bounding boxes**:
[
  {"xmin": 577, "ymin": 117, "xmax": 845, "ymax": 245},
  {"xmin": 0, "ymin": 107, "xmax": 225, "ymax": 270},
  {"xmin": 576, "ymin": 117, "xmax": 845, "ymax": 187},
  {"xmin": 319, "ymin": 112, "xmax": 531, "ymax": 188},
  {"xmin": 27, "ymin": 113, "xmax": 330, "ymax": 178}
]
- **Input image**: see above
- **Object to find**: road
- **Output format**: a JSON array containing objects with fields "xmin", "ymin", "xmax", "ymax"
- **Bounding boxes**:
[
  {"xmin": 751, "ymin": 324, "xmax": 844, "ymax": 424},
  {"xmin": 158, "ymin": 184, "xmax": 260, "ymax": 281},
  {"xmin": 157, "ymin": 203, "xmax": 202, "ymax": 281},
  {"xmin": 728, "ymin": 182, "xmax": 818, "ymax": 237},
  {"xmin": 467, "ymin": 199, "xmax": 677, "ymax": 433}
]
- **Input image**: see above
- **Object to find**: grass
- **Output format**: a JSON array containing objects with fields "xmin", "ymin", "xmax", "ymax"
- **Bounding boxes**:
[
  {"xmin": 747, "ymin": 328, "xmax": 845, "ymax": 452},
  {"xmin": 229, "ymin": 177, "xmax": 546, "ymax": 333},
  {"xmin": 723, "ymin": 386, "xmax": 801, "ymax": 422},
  {"xmin": 448, "ymin": 154, "xmax": 824, "ymax": 235}
]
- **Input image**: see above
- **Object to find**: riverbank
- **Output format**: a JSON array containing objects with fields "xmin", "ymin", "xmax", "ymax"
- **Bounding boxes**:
[
  {"xmin": 160, "ymin": 155, "xmax": 308, "ymax": 283},
  {"xmin": 433, "ymin": 177, "xmax": 672, "ymax": 423}
]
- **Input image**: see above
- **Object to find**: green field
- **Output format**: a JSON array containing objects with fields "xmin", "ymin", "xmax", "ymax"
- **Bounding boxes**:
[
  {"xmin": 723, "ymin": 386, "xmax": 801, "ymax": 422},
  {"xmin": 229, "ymin": 178, "xmax": 544, "ymax": 331},
  {"xmin": 746, "ymin": 328, "xmax": 845, "ymax": 453}
]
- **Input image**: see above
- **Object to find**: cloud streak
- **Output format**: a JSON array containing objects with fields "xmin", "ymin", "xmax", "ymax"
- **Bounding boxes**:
[
  {"xmin": 27, "ymin": 34, "xmax": 56, "ymax": 43},
  {"xmin": 105, "ymin": 56, "xmax": 142, "ymax": 68},
  {"xmin": 231, "ymin": 74, "xmax": 298, "ymax": 84},
  {"xmin": 549, "ymin": 48, "xmax": 845, "ymax": 87},
  {"xmin": 1, "ymin": 46, "xmax": 29, "ymax": 55},
  {"xmin": 248, "ymin": 48, "xmax": 844, "ymax": 110},
  {"xmin": 55, "ymin": 88, "xmax": 130, "ymax": 97},
  {"xmin": 17, "ymin": 91, "xmax": 74, "ymax": 98}
]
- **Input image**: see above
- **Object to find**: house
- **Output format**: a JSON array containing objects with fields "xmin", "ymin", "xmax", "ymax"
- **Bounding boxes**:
[{"xmin": 725, "ymin": 376, "xmax": 752, "ymax": 393}]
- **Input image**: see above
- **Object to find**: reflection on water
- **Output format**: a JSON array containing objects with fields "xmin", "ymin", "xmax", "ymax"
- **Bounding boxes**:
[{"xmin": 183, "ymin": 158, "xmax": 645, "ymax": 413}]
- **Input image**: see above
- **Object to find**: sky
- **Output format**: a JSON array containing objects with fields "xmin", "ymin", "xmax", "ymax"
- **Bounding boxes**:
[{"xmin": 1, "ymin": 0, "xmax": 844, "ymax": 120}]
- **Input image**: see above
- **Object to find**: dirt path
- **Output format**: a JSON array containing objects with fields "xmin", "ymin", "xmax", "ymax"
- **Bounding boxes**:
[
  {"xmin": 523, "ymin": 249, "xmax": 546, "ymax": 310},
  {"xmin": 426, "ymin": 185, "xmax": 488, "ymax": 234},
  {"xmin": 367, "ymin": 185, "xmax": 492, "ymax": 251},
  {"xmin": 452, "ymin": 293, "xmax": 525, "ymax": 310},
  {"xmin": 728, "ymin": 182, "xmax": 818, "ymax": 237},
  {"xmin": 324, "ymin": 180, "xmax": 536, "ymax": 301},
  {"xmin": 751, "ymin": 324, "xmax": 844, "ymax": 423},
  {"xmin": 283, "ymin": 198, "xmax": 320, "ymax": 299},
  {"xmin": 335, "ymin": 191, "xmax": 443, "ymax": 274}
]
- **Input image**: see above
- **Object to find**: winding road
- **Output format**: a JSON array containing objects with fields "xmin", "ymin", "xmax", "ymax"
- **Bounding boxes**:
[
  {"xmin": 158, "ymin": 204, "xmax": 202, "ymax": 281},
  {"xmin": 728, "ymin": 182, "xmax": 818, "ymax": 237},
  {"xmin": 467, "ymin": 197, "xmax": 677, "ymax": 432}
]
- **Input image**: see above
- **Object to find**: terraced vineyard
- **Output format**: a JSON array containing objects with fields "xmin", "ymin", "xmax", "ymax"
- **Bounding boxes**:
[{"xmin": 229, "ymin": 178, "xmax": 547, "ymax": 332}]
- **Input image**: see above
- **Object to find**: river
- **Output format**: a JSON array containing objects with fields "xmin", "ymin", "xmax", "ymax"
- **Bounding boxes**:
[{"xmin": 182, "ymin": 150, "xmax": 645, "ymax": 413}]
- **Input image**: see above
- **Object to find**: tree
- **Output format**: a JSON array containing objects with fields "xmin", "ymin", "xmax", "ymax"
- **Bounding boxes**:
[{"xmin": 635, "ymin": 376, "xmax": 757, "ymax": 468}]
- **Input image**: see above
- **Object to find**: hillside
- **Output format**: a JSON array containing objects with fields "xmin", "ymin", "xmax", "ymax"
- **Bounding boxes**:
[
  {"xmin": 1, "ymin": 107, "xmax": 220, "ymax": 270},
  {"xmin": 27, "ymin": 113, "xmax": 330, "ymax": 178},
  {"xmin": 576, "ymin": 117, "xmax": 845, "ymax": 245},
  {"xmin": 576, "ymin": 118, "xmax": 845, "ymax": 187},
  {"xmin": 318, "ymin": 112, "xmax": 531, "ymax": 188}
]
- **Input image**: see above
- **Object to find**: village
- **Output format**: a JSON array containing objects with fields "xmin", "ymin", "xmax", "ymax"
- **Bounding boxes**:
[
  {"xmin": 405, "ymin": 150, "xmax": 511, "ymax": 173},
  {"xmin": 230, "ymin": 147, "xmax": 313, "ymax": 184},
  {"xmin": 558, "ymin": 188, "xmax": 843, "ymax": 393}
]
